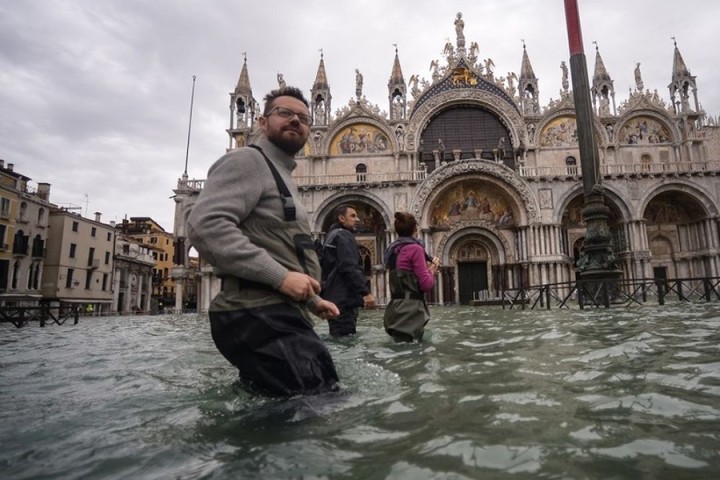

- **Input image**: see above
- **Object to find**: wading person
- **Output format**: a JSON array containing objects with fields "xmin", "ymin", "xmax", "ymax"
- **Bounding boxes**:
[
  {"xmin": 320, "ymin": 205, "xmax": 376, "ymax": 337},
  {"xmin": 187, "ymin": 86, "xmax": 341, "ymax": 397},
  {"xmin": 383, "ymin": 212, "xmax": 439, "ymax": 342}
]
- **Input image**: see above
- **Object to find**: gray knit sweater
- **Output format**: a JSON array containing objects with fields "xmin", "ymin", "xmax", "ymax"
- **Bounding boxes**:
[{"xmin": 187, "ymin": 137, "xmax": 311, "ymax": 289}]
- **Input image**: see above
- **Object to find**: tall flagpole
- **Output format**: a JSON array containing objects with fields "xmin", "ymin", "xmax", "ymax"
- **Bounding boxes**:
[
  {"xmin": 563, "ymin": 0, "xmax": 619, "ymax": 299},
  {"xmin": 175, "ymin": 74, "xmax": 196, "ymax": 314},
  {"xmin": 184, "ymin": 75, "xmax": 196, "ymax": 176}
]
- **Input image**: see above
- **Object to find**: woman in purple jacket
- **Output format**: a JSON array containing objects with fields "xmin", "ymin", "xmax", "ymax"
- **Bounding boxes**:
[{"xmin": 383, "ymin": 212, "xmax": 439, "ymax": 342}]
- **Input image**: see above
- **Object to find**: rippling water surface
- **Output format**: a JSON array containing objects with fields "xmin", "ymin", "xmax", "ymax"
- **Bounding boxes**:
[{"xmin": 2, "ymin": 303, "xmax": 720, "ymax": 479}]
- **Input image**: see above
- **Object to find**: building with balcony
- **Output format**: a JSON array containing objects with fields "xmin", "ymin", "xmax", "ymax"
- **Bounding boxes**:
[
  {"xmin": 42, "ymin": 210, "xmax": 115, "ymax": 313},
  {"xmin": 0, "ymin": 161, "xmax": 51, "ymax": 306},
  {"xmin": 113, "ymin": 234, "xmax": 154, "ymax": 314},
  {"xmin": 116, "ymin": 217, "xmax": 177, "ymax": 307},
  {"xmin": 173, "ymin": 13, "xmax": 720, "ymax": 310}
]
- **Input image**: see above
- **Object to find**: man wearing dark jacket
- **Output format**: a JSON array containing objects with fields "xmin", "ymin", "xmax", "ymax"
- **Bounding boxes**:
[{"xmin": 321, "ymin": 205, "xmax": 376, "ymax": 337}]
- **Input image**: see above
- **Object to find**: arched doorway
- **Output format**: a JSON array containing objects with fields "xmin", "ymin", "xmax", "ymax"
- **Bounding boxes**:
[
  {"xmin": 443, "ymin": 231, "xmax": 509, "ymax": 305},
  {"xmin": 455, "ymin": 238, "xmax": 490, "ymax": 304},
  {"xmin": 643, "ymin": 190, "xmax": 710, "ymax": 278}
]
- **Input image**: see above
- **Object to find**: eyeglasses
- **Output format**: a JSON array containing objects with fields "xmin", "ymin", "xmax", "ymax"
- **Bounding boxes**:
[{"xmin": 268, "ymin": 107, "xmax": 313, "ymax": 126}]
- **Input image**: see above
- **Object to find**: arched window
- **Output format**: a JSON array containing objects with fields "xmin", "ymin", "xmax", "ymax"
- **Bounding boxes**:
[
  {"xmin": 37, "ymin": 208, "xmax": 45, "ymax": 225},
  {"xmin": 641, "ymin": 153, "xmax": 652, "ymax": 172},
  {"xmin": 32, "ymin": 263, "xmax": 40, "ymax": 289},
  {"xmin": 13, "ymin": 230, "xmax": 28, "ymax": 255},
  {"xmin": 565, "ymin": 156, "xmax": 578, "ymax": 175},
  {"xmin": 32, "ymin": 234, "xmax": 44, "ymax": 257},
  {"xmin": 19, "ymin": 202, "xmax": 27, "ymax": 222},
  {"xmin": 236, "ymin": 98, "xmax": 245, "ymax": 114},
  {"xmin": 11, "ymin": 260, "xmax": 20, "ymax": 289},
  {"xmin": 356, "ymin": 163, "xmax": 367, "ymax": 182}
]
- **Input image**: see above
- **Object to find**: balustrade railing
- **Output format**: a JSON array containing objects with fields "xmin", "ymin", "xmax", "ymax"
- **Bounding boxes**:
[
  {"xmin": 294, "ymin": 170, "xmax": 427, "ymax": 186},
  {"xmin": 519, "ymin": 161, "xmax": 720, "ymax": 178},
  {"xmin": 178, "ymin": 160, "xmax": 720, "ymax": 191}
]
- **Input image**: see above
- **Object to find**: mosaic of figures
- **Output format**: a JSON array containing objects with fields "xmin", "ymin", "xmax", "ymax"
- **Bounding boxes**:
[
  {"xmin": 644, "ymin": 198, "xmax": 693, "ymax": 224},
  {"xmin": 321, "ymin": 204, "xmax": 386, "ymax": 235},
  {"xmin": 430, "ymin": 180, "xmax": 515, "ymax": 228},
  {"xmin": 619, "ymin": 116, "xmax": 671, "ymax": 144},
  {"xmin": 539, "ymin": 116, "xmax": 578, "ymax": 147},
  {"xmin": 330, "ymin": 123, "xmax": 390, "ymax": 155},
  {"xmin": 562, "ymin": 196, "xmax": 585, "ymax": 227},
  {"xmin": 355, "ymin": 204, "xmax": 386, "ymax": 234},
  {"xmin": 562, "ymin": 195, "xmax": 624, "ymax": 227}
]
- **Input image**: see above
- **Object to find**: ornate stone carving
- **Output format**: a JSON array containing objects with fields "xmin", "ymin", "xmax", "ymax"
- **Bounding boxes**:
[
  {"xmin": 410, "ymin": 160, "xmax": 540, "ymax": 223},
  {"xmin": 436, "ymin": 221, "xmax": 515, "ymax": 264}
]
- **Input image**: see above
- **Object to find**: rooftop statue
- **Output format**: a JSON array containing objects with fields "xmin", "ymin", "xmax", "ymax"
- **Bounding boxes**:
[
  {"xmin": 634, "ymin": 62, "xmax": 644, "ymax": 91},
  {"xmin": 455, "ymin": 12, "xmax": 465, "ymax": 49},
  {"xmin": 355, "ymin": 69, "xmax": 363, "ymax": 99}
]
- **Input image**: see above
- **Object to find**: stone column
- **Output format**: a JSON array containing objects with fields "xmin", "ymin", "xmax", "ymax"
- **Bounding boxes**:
[{"xmin": 175, "ymin": 281, "xmax": 183, "ymax": 314}]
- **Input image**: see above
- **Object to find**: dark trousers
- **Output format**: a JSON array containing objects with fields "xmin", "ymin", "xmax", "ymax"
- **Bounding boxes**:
[
  {"xmin": 210, "ymin": 303, "xmax": 340, "ymax": 396},
  {"xmin": 328, "ymin": 306, "xmax": 358, "ymax": 337}
]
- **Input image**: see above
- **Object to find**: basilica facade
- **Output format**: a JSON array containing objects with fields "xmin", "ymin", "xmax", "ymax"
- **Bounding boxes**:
[{"xmin": 173, "ymin": 13, "xmax": 720, "ymax": 311}]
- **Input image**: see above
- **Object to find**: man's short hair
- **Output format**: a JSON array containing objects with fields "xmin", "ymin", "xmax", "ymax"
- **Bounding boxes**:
[
  {"xmin": 263, "ymin": 86, "xmax": 309, "ymax": 116},
  {"xmin": 334, "ymin": 204, "xmax": 354, "ymax": 220}
]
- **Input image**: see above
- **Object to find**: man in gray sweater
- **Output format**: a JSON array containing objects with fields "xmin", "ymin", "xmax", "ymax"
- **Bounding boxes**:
[{"xmin": 187, "ymin": 86, "xmax": 340, "ymax": 396}]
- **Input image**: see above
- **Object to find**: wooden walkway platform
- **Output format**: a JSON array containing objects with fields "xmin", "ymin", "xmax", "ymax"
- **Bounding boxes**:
[{"xmin": 0, "ymin": 304, "xmax": 80, "ymax": 328}]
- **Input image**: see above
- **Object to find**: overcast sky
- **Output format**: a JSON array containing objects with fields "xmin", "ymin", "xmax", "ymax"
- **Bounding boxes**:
[{"xmin": 2, "ymin": 1, "xmax": 717, "ymax": 232}]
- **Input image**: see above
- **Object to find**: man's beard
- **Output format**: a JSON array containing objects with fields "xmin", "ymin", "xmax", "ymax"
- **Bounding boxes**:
[{"xmin": 268, "ymin": 128, "xmax": 306, "ymax": 155}]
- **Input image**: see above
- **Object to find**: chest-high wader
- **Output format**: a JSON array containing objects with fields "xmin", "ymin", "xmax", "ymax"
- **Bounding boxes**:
[
  {"xmin": 207, "ymin": 144, "xmax": 339, "ymax": 397},
  {"xmin": 383, "ymin": 245, "xmax": 430, "ymax": 342}
]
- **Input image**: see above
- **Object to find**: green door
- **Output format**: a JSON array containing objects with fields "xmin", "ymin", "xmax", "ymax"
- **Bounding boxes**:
[{"xmin": 458, "ymin": 262, "xmax": 488, "ymax": 304}]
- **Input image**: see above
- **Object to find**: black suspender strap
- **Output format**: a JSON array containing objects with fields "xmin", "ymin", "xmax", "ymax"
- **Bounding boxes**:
[{"xmin": 248, "ymin": 145, "xmax": 296, "ymax": 221}]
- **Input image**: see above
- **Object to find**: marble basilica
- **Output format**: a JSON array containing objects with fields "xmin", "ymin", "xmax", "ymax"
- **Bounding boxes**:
[{"xmin": 172, "ymin": 13, "xmax": 720, "ymax": 311}]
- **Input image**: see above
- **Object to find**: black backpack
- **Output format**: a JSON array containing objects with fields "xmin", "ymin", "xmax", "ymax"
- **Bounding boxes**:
[{"xmin": 317, "ymin": 229, "xmax": 343, "ymax": 280}]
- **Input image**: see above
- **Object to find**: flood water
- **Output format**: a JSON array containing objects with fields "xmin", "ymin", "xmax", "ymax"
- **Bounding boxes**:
[{"xmin": 2, "ymin": 303, "xmax": 720, "ymax": 479}]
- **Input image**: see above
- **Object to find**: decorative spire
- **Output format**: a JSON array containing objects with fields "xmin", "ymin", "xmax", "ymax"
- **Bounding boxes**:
[
  {"xmin": 668, "ymin": 37, "xmax": 698, "ymax": 114},
  {"xmin": 388, "ymin": 44, "xmax": 407, "ymax": 121},
  {"xmin": 230, "ymin": 52, "xmax": 257, "ymax": 145},
  {"xmin": 312, "ymin": 49, "xmax": 330, "ymax": 91},
  {"xmin": 591, "ymin": 42, "xmax": 615, "ymax": 116},
  {"xmin": 310, "ymin": 49, "xmax": 331, "ymax": 126},
  {"xmin": 234, "ymin": 52, "xmax": 252, "ymax": 96},
  {"xmin": 592, "ymin": 42, "xmax": 612, "ymax": 83},
  {"xmin": 518, "ymin": 41, "xmax": 539, "ymax": 115},
  {"xmin": 519, "ymin": 41, "xmax": 536, "ymax": 80},
  {"xmin": 389, "ymin": 44, "xmax": 404, "ymax": 85},
  {"xmin": 671, "ymin": 37, "xmax": 691, "ymax": 81}
]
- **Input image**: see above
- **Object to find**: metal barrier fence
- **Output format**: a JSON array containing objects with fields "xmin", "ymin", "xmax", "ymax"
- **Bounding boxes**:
[{"xmin": 501, "ymin": 276, "xmax": 720, "ymax": 310}]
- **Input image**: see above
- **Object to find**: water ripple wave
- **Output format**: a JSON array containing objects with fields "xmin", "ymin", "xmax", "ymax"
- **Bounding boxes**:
[{"xmin": 2, "ymin": 304, "xmax": 720, "ymax": 479}]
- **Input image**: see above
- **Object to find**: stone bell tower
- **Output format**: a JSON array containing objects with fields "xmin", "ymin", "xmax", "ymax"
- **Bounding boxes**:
[
  {"xmin": 388, "ymin": 45, "xmax": 406, "ymax": 122},
  {"xmin": 310, "ymin": 51, "xmax": 332, "ymax": 127},
  {"xmin": 228, "ymin": 53, "xmax": 258, "ymax": 151},
  {"xmin": 518, "ymin": 42, "xmax": 540, "ymax": 116}
]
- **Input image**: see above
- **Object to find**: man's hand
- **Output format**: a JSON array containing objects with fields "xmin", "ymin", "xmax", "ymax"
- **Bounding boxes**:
[
  {"xmin": 363, "ymin": 293, "xmax": 376, "ymax": 309},
  {"xmin": 310, "ymin": 299, "xmax": 340, "ymax": 320},
  {"xmin": 278, "ymin": 271, "xmax": 321, "ymax": 302}
]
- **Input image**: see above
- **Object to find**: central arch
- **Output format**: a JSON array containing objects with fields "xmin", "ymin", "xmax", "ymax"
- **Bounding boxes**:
[{"xmin": 439, "ymin": 225, "xmax": 510, "ymax": 304}]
